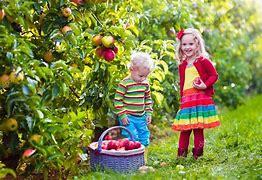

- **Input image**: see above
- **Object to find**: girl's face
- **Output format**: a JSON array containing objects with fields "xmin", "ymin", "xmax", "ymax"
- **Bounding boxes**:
[
  {"xmin": 130, "ymin": 65, "xmax": 150, "ymax": 83},
  {"xmin": 181, "ymin": 34, "xmax": 199, "ymax": 59}
]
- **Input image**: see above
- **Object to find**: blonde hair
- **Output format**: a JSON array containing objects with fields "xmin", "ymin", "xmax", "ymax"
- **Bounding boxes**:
[
  {"xmin": 176, "ymin": 28, "xmax": 209, "ymax": 62},
  {"xmin": 129, "ymin": 51, "xmax": 155, "ymax": 72}
]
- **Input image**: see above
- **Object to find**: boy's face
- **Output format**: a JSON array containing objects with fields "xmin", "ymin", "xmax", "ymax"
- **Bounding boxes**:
[{"xmin": 130, "ymin": 66, "xmax": 150, "ymax": 83}]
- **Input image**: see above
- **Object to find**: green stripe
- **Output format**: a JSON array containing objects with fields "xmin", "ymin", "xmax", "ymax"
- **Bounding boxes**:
[{"xmin": 177, "ymin": 111, "xmax": 218, "ymax": 119}]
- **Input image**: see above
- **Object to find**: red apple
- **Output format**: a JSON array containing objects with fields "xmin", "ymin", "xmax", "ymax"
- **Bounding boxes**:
[
  {"xmin": 107, "ymin": 140, "xmax": 120, "ymax": 150},
  {"xmin": 92, "ymin": 34, "xmax": 103, "ymax": 46},
  {"xmin": 95, "ymin": 47, "xmax": 104, "ymax": 58},
  {"xmin": 71, "ymin": 0, "xmax": 83, "ymax": 5},
  {"xmin": 101, "ymin": 36, "xmax": 114, "ymax": 48},
  {"xmin": 168, "ymin": 28, "xmax": 176, "ymax": 37},
  {"xmin": 103, "ymin": 48, "xmax": 115, "ymax": 62},
  {"xmin": 105, "ymin": 135, "xmax": 112, "ymax": 140},
  {"xmin": 112, "ymin": 46, "xmax": 118, "ymax": 54},
  {"xmin": 62, "ymin": 25, "xmax": 72, "ymax": 34},
  {"xmin": 62, "ymin": 7, "xmax": 72, "ymax": 17},
  {"xmin": 126, "ymin": 141, "xmax": 135, "ymax": 150},
  {"xmin": 134, "ymin": 141, "xmax": 141, "ymax": 149},
  {"xmin": 0, "ymin": 9, "xmax": 5, "ymax": 21},
  {"xmin": 194, "ymin": 77, "xmax": 201, "ymax": 85},
  {"xmin": 101, "ymin": 144, "xmax": 108, "ymax": 150},
  {"xmin": 118, "ymin": 138, "xmax": 129, "ymax": 148},
  {"xmin": 23, "ymin": 148, "xmax": 36, "ymax": 158}
]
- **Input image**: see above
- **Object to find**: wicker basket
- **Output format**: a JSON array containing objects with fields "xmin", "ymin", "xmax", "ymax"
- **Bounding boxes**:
[{"xmin": 89, "ymin": 126, "xmax": 145, "ymax": 173}]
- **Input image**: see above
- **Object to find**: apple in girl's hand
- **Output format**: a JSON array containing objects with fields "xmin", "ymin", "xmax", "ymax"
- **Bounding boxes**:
[{"xmin": 194, "ymin": 77, "xmax": 201, "ymax": 85}]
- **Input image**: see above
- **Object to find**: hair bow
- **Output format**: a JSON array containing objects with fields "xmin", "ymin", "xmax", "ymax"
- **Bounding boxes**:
[{"xmin": 176, "ymin": 30, "xmax": 184, "ymax": 40}]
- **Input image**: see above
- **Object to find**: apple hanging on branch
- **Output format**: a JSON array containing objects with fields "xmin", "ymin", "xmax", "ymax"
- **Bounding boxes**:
[
  {"xmin": 92, "ymin": 34, "xmax": 103, "ymax": 46},
  {"xmin": 101, "ymin": 35, "xmax": 115, "ymax": 48},
  {"xmin": 103, "ymin": 48, "xmax": 115, "ymax": 62},
  {"xmin": 0, "ymin": 9, "xmax": 5, "ymax": 21},
  {"xmin": 62, "ymin": 7, "xmax": 72, "ymax": 17}
]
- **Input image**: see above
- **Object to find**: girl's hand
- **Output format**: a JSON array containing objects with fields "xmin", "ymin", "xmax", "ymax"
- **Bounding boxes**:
[
  {"xmin": 146, "ymin": 116, "xmax": 152, "ymax": 124},
  {"xmin": 121, "ymin": 117, "xmax": 129, "ymax": 126},
  {"xmin": 193, "ymin": 78, "xmax": 207, "ymax": 90}
]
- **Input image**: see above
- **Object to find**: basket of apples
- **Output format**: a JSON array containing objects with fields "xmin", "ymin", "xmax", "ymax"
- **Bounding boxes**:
[{"xmin": 88, "ymin": 126, "xmax": 145, "ymax": 172}]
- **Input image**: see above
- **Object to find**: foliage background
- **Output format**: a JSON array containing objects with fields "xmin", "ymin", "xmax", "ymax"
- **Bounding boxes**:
[{"xmin": 0, "ymin": 0, "xmax": 261, "ymax": 177}]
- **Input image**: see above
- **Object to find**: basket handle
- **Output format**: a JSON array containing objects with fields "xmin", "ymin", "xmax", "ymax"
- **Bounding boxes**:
[{"xmin": 97, "ymin": 126, "xmax": 134, "ymax": 152}]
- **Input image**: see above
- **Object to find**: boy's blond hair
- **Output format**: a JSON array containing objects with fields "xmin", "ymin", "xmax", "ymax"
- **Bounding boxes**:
[
  {"xmin": 176, "ymin": 28, "xmax": 209, "ymax": 62},
  {"xmin": 129, "ymin": 51, "xmax": 155, "ymax": 72}
]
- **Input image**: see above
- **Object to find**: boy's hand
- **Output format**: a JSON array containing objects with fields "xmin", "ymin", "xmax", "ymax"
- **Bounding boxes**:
[
  {"xmin": 146, "ymin": 116, "xmax": 152, "ymax": 124},
  {"xmin": 193, "ymin": 78, "xmax": 207, "ymax": 90},
  {"xmin": 121, "ymin": 117, "xmax": 129, "ymax": 126}
]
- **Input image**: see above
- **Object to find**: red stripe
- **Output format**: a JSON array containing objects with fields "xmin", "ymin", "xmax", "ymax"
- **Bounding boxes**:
[
  {"xmin": 115, "ymin": 106, "xmax": 124, "ymax": 108},
  {"xmin": 180, "ymin": 99, "xmax": 214, "ymax": 108},
  {"xmin": 145, "ymin": 102, "xmax": 152, "ymax": 105},
  {"xmin": 116, "ymin": 91, "xmax": 125, "ymax": 96},
  {"xmin": 118, "ymin": 111, "xmax": 126, "ymax": 115},
  {"xmin": 119, "ymin": 84, "xmax": 126, "ymax": 89}
]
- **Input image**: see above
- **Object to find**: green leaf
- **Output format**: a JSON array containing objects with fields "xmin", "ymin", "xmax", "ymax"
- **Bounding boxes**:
[
  {"xmin": 52, "ymin": 84, "xmax": 60, "ymax": 99},
  {"xmin": 26, "ymin": 116, "xmax": 35, "ymax": 132}
]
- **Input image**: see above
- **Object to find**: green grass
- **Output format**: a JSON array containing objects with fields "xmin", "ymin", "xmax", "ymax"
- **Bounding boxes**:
[{"xmin": 78, "ymin": 95, "xmax": 262, "ymax": 180}]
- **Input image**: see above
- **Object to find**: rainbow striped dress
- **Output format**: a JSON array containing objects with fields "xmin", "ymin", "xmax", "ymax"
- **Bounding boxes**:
[
  {"xmin": 172, "ymin": 65, "xmax": 220, "ymax": 131},
  {"xmin": 114, "ymin": 78, "xmax": 153, "ymax": 120}
]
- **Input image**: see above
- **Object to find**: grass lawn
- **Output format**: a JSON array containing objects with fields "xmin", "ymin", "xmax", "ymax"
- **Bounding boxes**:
[{"xmin": 79, "ymin": 95, "xmax": 262, "ymax": 179}]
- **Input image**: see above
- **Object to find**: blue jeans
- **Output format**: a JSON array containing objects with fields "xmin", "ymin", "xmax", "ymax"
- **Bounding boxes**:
[{"xmin": 118, "ymin": 114, "xmax": 150, "ymax": 146}]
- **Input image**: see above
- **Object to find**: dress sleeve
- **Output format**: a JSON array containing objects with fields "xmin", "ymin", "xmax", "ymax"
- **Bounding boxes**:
[{"xmin": 202, "ymin": 59, "xmax": 219, "ymax": 88}]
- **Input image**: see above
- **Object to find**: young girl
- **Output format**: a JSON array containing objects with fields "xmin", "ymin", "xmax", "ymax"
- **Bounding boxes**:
[{"xmin": 172, "ymin": 28, "xmax": 220, "ymax": 159}]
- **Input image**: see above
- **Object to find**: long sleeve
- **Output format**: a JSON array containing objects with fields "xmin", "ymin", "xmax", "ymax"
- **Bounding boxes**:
[
  {"xmin": 202, "ymin": 59, "xmax": 218, "ymax": 88},
  {"xmin": 145, "ymin": 84, "xmax": 153, "ymax": 116},
  {"xmin": 114, "ymin": 82, "xmax": 127, "ymax": 120}
]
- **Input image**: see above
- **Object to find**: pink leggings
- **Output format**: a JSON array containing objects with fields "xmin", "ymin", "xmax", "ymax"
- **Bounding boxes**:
[{"xmin": 179, "ymin": 129, "xmax": 204, "ymax": 149}]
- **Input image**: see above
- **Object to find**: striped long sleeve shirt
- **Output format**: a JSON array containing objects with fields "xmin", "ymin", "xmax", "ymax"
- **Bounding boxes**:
[{"xmin": 114, "ymin": 78, "xmax": 153, "ymax": 120}]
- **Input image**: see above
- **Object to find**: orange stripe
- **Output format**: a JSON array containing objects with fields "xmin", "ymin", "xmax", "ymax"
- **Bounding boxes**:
[
  {"xmin": 183, "ymin": 88, "xmax": 202, "ymax": 95},
  {"xmin": 172, "ymin": 121, "xmax": 220, "ymax": 131}
]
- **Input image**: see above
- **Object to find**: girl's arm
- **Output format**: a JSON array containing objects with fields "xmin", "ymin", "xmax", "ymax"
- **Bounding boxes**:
[
  {"xmin": 202, "ymin": 59, "xmax": 219, "ymax": 87},
  {"xmin": 114, "ymin": 82, "xmax": 127, "ymax": 120}
]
